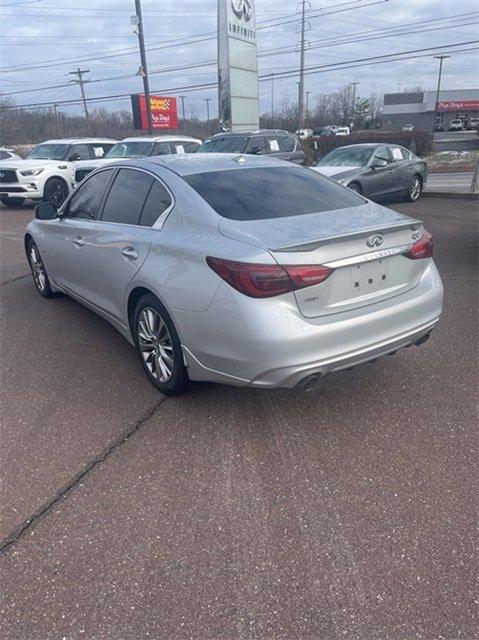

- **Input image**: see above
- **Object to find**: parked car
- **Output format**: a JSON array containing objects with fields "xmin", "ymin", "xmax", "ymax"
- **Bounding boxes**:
[
  {"xmin": 0, "ymin": 147, "xmax": 21, "ymax": 161},
  {"xmin": 448, "ymin": 119, "xmax": 464, "ymax": 131},
  {"xmin": 334, "ymin": 126, "xmax": 350, "ymax": 136},
  {"xmin": 402, "ymin": 124, "xmax": 415, "ymax": 132},
  {"xmin": 197, "ymin": 130, "xmax": 305, "ymax": 164},
  {"xmin": 466, "ymin": 117, "xmax": 479, "ymax": 130},
  {"xmin": 74, "ymin": 135, "xmax": 201, "ymax": 186},
  {"xmin": 26, "ymin": 154, "xmax": 443, "ymax": 394},
  {"xmin": 0, "ymin": 138, "xmax": 116, "ymax": 208},
  {"xmin": 313, "ymin": 143, "xmax": 427, "ymax": 202},
  {"xmin": 313, "ymin": 127, "xmax": 334, "ymax": 137},
  {"xmin": 295, "ymin": 128, "xmax": 313, "ymax": 139}
]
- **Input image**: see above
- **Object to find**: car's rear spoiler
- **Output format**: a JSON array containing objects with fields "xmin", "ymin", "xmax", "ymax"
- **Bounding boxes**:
[{"xmin": 271, "ymin": 219, "xmax": 423, "ymax": 253}]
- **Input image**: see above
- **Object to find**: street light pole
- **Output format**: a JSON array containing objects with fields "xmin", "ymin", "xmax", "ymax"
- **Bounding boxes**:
[
  {"xmin": 53, "ymin": 103, "xmax": 62, "ymax": 137},
  {"xmin": 306, "ymin": 90, "xmax": 310, "ymax": 126},
  {"xmin": 204, "ymin": 98, "xmax": 211, "ymax": 135},
  {"xmin": 270, "ymin": 73, "xmax": 275, "ymax": 123},
  {"xmin": 134, "ymin": 0, "xmax": 153, "ymax": 134},
  {"xmin": 298, "ymin": 0, "xmax": 307, "ymax": 129},
  {"xmin": 433, "ymin": 55, "xmax": 449, "ymax": 131},
  {"xmin": 179, "ymin": 96, "xmax": 187, "ymax": 133},
  {"xmin": 67, "ymin": 68, "xmax": 91, "ymax": 133}
]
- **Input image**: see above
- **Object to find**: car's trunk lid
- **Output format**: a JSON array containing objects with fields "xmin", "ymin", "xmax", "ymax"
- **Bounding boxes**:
[{"xmin": 219, "ymin": 202, "xmax": 426, "ymax": 317}]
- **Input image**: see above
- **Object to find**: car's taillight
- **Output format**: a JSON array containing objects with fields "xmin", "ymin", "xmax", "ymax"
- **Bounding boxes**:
[
  {"xmin": 206, "ymin": 257, "xmax": 333, "ymax": 298},
  {"xmin": 405, "ymin": 231, "xmax": 434, "ymax": 260}
]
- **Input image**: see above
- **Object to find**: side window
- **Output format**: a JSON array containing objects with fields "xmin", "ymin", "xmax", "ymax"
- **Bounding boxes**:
[
  {"xmin": 400, "ymin": 147, "xmax": 413, "ymax": 160},
  {"xmin": 277, "ymin": 136, "xmax": 296, "ymax": 152},
  {"xmin": 267, "ymin": 137, "xmax": 281, "ymax": 153},
  {"xmin": 171, "ymin": 142, "xmax": 186, "ymax": 155},
  {"xmin": 101, "ymin": 169, "xmax": 154, "ymax": 225},
  {"xmin": 154, "ymin": 142, "xmax": 171, "ymax": 156},
  {"xmin": 66, "ymin": 169, "xmax": 114, "ymax": 220},
  {"xmin": 375, "ymin": 146, "xmax": 393, "ymax": 164},
  {"xmin": 70, "ymin": 144, "xmax": 90, "ymax": 161},
  {"xmin": 185, "ymin": 141, "xmax": 200, "ymax": 153},
  {"xmin": 90, "ymin": 143, "xmax": 112, "ymax": 159},
  {"xmin": 248, "ymin": 137, "xmax": 267, "ymax": 154},
  {"xmin": 139, "ymin": 180, "xmax": 173, "ymax": 227}
]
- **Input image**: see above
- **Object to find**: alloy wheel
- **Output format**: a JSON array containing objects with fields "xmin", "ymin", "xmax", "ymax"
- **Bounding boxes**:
[
  {"xmin": 46, "ymin": 181, "xmax": 68, "ymax": 208},
  {"xmin": 137, "ymin": 307, "xmax": 174, "ymax": 383},
  {"xmin": 29, "ymin": 245, "xmax": 47, "ymax": 292},
  {"xmin": 409, "ymin": 177, "xmax": 421, "ymax": 201}
]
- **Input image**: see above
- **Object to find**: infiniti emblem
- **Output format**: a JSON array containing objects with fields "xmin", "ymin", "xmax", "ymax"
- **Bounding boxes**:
[
  {"xmin": 231, "ymin": 0, "xmax": 252, "ymax": 21},
  {"xmin": 366, "ymin": 234, "xmax": 384, "ymax": 248},
  {"xmin": 0, "ymin": 173, "xmax": 4, "ymax": 178}
]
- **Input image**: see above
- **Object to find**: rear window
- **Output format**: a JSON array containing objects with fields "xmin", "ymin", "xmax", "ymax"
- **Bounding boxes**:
[{"xmin": 184, "ymin": 166, "xmax": 364, "ymax": 221}]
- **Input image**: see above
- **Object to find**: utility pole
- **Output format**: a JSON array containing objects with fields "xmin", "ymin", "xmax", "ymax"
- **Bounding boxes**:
[
  {"xmin": 350, "ymin": 81, "xmax": 359, "ymax": 129},
  {"xmin": 270, "ymin": 73, "xmax": 275, "ymax": 123},
  {"xmin": 179, "ymin": 96, "xmax": 187, "ymax": 133},
  {"xmin": 204, "ymin": 98, "xmax": 211, "ymax": 135},
  {"xmin": 306, "ymin": 90, "xmax": 310, "ymax": 126},
  {"xmin": 53, "ymin": 103, "xmax": 63, "ymax": 137},
  {"xmin": 133, "ymin": 0, "xmax": 153, "ymax": 134},
  {"xmin": 68, "ymin": 68, "xmax": 91, "ymax": 133},
  {"xmin": 297, "ymin": 0, "xmax": 308, "ymax": 130},
  {"xmin": 433, "ymin": 54, "xmax": 449, "ymax": 131}
]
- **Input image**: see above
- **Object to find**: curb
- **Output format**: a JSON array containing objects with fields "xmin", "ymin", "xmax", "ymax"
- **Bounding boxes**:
[{"xmin": 423, "ymin": 191, "xmax": 479, "ymax": 200}]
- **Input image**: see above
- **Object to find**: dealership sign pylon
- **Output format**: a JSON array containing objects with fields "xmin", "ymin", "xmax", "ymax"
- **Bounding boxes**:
[{"xmin": 218, "ymin": 0, "xmax": 260, "ymax": 131}]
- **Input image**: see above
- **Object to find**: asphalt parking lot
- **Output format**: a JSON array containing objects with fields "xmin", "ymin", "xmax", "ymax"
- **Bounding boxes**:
[{"xmin": 0, "ymin": 197, "xmax": 477, "ymax": 640}]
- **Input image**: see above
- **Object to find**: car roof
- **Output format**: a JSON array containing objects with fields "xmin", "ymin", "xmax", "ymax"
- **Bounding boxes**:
[
  {"xmin": 40, "ymin": 138, "xmax": 118, "ymax": 144},
  {"xmin": 120, "ymin": 135, "xmax": 201, "ymax": 143},
  {"xmin": 119, "ymin": 153, "xmax": 291, "ymax": 176},
  {"xmin": 208, "ymin": 129, "xmax": 292, "ymax": 138}
]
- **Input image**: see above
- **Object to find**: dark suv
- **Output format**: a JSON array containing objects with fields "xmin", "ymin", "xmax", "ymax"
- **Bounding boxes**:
[{"xmin": 197, "ymin": 130, "xmax": 305, "ymax": 164}]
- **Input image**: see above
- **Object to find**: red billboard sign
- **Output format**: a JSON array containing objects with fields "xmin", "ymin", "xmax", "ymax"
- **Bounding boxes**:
[
  {"xmin": 437, "ymin": 100, "xmax": 479, "ymax": 112},
  {"xmin": 131, "ymin": 94, "xmax": 178, "ymax": 130}
]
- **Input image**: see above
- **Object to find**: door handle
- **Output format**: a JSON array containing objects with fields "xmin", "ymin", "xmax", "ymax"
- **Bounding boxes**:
[
  {"xmin": 387, "ymin": 169, "xmax": 394, "ymax": 174},
  {"xmin": 73, "ymin": 236, "xmax": 84, "ymax": 247},
  {"xmin": 121, "ymin": 246, "xmax": 138, "ymax": 260}
]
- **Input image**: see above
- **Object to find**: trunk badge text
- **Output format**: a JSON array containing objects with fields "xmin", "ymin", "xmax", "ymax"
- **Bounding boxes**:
[{"xmin": 366, "ymin": 234, "xmax": 384, "ymax": 248}]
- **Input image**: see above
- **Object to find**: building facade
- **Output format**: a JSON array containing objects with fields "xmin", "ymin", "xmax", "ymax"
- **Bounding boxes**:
[{"xmin": 382, "ymin": 89, "xmax": 479, "ymax": 131}]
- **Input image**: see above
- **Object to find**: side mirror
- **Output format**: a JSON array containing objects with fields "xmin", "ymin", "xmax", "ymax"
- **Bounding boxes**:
[
  {"xmin": 249, "ymin": 146, "xmax": 262, "ymax": 155},
  {"xmin": 35, "ymin": 202, "xmax": 58, "ymax": 220},
  {"xmin": 68, "ymin": 153, "xmax": 81, "ymax": 162},
  {"xmin": 371, "ymin": 158, "xmax": 388, "ymax": 169}
]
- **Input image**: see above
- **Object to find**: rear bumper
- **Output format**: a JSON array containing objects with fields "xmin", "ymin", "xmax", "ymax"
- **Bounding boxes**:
[{"xmin": 178, "ymin": 260, "xmax": 444, "ymax": 389}]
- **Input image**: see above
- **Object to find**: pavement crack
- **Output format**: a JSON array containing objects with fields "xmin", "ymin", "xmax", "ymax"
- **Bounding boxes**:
[
  {"xmin": 0, "ymin": 273, "xmax": 30, "ymax": 287},
  {"xmin": 0, "ymin": 398, "xmax": 166, "ymax": 555}
]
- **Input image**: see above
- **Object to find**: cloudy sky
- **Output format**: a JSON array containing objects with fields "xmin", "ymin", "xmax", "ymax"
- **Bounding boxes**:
[{"xmin": 1, "ymin": 0, "xmax": 478, "ymax": 120}]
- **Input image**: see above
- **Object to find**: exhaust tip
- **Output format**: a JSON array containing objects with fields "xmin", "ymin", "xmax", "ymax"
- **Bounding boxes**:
[
  {"xmin": 415, "ymin": 331, "xmax": 431, "ymax": 347},
  {"xmin": 298, "ymin": 374, "xmax": 322, "ymax": 391}
]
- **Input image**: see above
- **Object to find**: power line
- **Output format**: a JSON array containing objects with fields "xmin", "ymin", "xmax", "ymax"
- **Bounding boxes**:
[{"xmin": 3, "ymin": 42, "xmax": 477, "ymax": 111}]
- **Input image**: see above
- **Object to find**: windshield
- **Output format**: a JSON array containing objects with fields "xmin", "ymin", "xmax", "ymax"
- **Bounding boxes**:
[
  {"xmin": 184, "ymin": 166, "xmax": 363, "ymax": 221},
  {"xmin": 106, "ymin": 141, "xmax": 155, "ymax": 158},
  {"xmin": 26, "ymin": 143, "xmax": 70, "ymax": 160},
  {"xmin": 318, "ymin": 147, "xmax": 373, "ymax": 167},
  {"xmin": 198, "ymin": 136, "xmax": 249, "ymax": 154}
]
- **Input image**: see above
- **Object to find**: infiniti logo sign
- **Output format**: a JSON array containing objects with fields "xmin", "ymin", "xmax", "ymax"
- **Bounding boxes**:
[
  {"xmin": 366, "ymin": 234, "xmax": 384, "ymax": 248},
  {"xmin": 231, "ymin": 0, "xmax": 252, "ymax": 21},
  {"xmin": 0, "ymin": 173, "xmax": 4, "ymax": 179}
]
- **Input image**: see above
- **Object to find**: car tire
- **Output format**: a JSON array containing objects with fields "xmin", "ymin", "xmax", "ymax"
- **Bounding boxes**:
[
  {"xmin": 405, "ymin": 175, "xmax": 422, "ymax": 202},
  {"xmin": 26, "ymin": 239, "xmax": 56, "ymax": 298},
  {"xmin": 133, "ymin": 293, "xmax": 190, "ymax": 395},
  {"xmin": 1, "ymin": 196, "xmax": 25, "ymax": 207},
  {"xmin": 348, "ymin": 182, "xmax": 362, "ymax": 194},
  {"xmin": 43, "ymin": 177, "xmax": 69, "ymax": 208}
]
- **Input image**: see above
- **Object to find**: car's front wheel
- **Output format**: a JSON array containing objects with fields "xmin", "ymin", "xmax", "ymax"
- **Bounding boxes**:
[
  {"xmin": 133, "ymin": 294, "xmax": 189, "ymax": 395},
  {"xmin": 26, "ymin": 239, "xmax": 56, "ymax": 298},
  {"xmin": 405, "ymin": 175, "xmax": 422, "ymax": 202},
  {"xmin": 347, "ymin": 182, "xmax": 362, "ymax": 194},
  {"xmin": 43, "ymin": 177, "xmax": 69, "ymax": 208},
  {"xmin": 1, "ymin": 196, "xmax": 25, "ymax": 208}
]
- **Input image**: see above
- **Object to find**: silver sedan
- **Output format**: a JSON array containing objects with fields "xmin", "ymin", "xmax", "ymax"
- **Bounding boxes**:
[{"xmin": 25, "ymin": 154, "xmax": 443, "ymax": 394}]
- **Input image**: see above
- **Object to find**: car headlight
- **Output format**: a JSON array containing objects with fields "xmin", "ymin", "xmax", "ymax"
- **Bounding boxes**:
[{"xmin": 20, "ymin": 168, "xmax": 44, "ymax": 176}]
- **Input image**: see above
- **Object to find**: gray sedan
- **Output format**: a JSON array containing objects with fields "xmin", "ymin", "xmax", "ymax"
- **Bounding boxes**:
[
  {"xmin": 25, "ymin": 154, "xmax": 443, "ymax": 394},
  {"xmin": 313, "ymin": 143, "xmax": 428, "ymax": 202}
]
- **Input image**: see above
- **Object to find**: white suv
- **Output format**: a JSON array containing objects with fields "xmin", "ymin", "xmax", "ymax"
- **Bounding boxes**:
[
  {"xmin": 0, "ymin": 138, "xmax": 116, "ymax": 208},
  {"xmin": 74, "ymin": 135, "xmax": 201, "ymax": 186}
]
